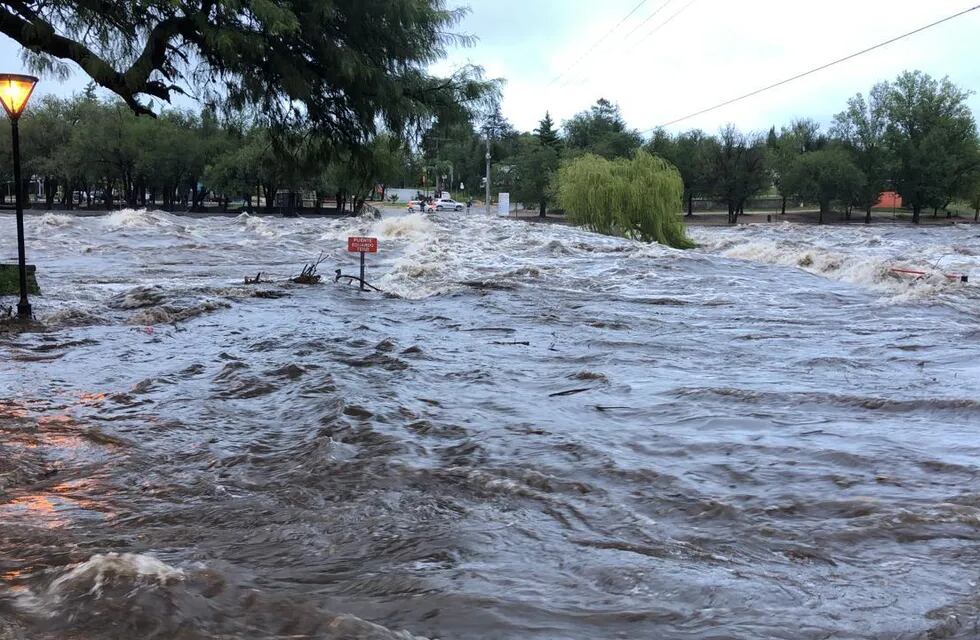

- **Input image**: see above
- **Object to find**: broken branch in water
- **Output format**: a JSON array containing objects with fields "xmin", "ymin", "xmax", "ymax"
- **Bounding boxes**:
[
  {"xmin": 292, "ymin": 251, "xmax": 325, "ymax": 285},
  {"xmin": 549, "ymin": 387, "xmax": 593, "ymax": 398},
  {"xmin": 333, "ymin": 269, "xmax": 383, "ymax": 292},
  {"xmin": 244, "ymin": 272, "xmax": 262, "ymax": 285}
]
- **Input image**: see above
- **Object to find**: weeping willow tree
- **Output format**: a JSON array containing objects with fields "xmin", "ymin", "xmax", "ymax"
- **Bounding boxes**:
[{"xmin": 555, "ymin": 151, "xmax": 693, "ymax": 249}]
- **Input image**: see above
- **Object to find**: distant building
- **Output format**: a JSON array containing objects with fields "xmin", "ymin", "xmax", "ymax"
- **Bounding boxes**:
[{"xmin": 876, "ymin": 191, "xmax": 902, "ymax": 209}]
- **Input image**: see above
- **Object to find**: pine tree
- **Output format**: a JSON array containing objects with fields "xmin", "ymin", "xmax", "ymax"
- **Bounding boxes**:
[{"xmin": 536, "ymin": 112, "xmax": 561, "ymax": 149}]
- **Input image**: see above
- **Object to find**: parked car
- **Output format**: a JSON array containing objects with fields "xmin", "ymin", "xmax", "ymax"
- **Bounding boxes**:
[
  {"xmin": 406, "ymin": 200, "xmax": 423, "ymax": 212},
  {"xmin": 433, "ymin": 198, "xmax": 464, "ymax": 212}
]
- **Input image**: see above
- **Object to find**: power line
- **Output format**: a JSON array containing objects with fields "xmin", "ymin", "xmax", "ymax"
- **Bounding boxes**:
[
  {"xmin": 547, "ymin": 0, "xmax": 652, "ymax": 87},
  {"xmin": 629, "ymin": 0, "xmax": 700, "ymax": 52},
  {"xmin": 645, "ymin": 3, "xmax": 980, "ymax": 131},
  {"xmin": 559, "ymin": 0, "xmax": 697, "ymax": 90},
  {"xmin": 621, "ymin": 0, "xmax": 675, "ymax": 42},
  {"xmin": 559, "ymin": 0, "xmax": 675, "ymax": 89}
]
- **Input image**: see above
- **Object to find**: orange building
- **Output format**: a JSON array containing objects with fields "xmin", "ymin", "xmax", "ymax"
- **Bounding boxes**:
[{"xmin": 875, "ymin": 191, "xmax": 902, "ymax": 209}]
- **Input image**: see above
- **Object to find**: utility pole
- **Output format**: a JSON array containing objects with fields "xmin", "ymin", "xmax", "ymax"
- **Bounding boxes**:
[{"xmin": 485, "ymin": 137, "xmax": 491, "ymax": 215}]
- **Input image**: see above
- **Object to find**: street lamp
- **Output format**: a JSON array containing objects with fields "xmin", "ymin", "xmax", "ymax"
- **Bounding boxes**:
[{"xmin": 0, "ymin": 73, "xmax": 38, "ymax": 320}]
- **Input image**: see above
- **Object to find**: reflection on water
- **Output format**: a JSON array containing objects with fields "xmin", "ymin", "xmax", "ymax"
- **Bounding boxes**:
[{"xmin": 2, "ymin": 209, "xmax": 980, "ymax": 639}]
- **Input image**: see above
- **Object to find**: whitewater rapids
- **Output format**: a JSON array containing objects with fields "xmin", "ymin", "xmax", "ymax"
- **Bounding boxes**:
[{"xmin": 1, "ymin": 209, "xmax": 979, "ymax": 639}]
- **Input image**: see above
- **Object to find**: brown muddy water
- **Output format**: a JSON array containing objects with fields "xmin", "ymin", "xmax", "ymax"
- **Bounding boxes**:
[{"xmin": 2, "ymin": 209, "xmax": 980, "ymax": 640}]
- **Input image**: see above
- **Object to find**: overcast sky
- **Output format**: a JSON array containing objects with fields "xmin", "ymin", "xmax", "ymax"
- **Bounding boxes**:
[
  {"xmin": 2, "ymin": 0, "xmax": 978, "ymax": 136},
  {"xmin": 435, "ymin": 0, "xmax": 980, "ymax": 134}
]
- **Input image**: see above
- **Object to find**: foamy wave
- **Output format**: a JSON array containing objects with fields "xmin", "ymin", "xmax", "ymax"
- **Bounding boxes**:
[
  {"xmin": 101, "ymin": 209, "xmax": 179, "ymax": 230},
  {"xmin": 13, "ymin": 553, "xmax": 184, "ymax": 614},
  {"xmin": 235, "ymin": 213, "xmax": 280, "ymax": 238},
  {"xmin": 128, "ymin": 300, "xmax": 231, "ymax": 325},
  {"xmin": 695, "ymin": 225, "xmax": 978, "ymax": 301},
  {"xmin": 41, "ymin": 306, "xmax": 109, "ymax": 328},
  {"xmin": 37, "ymin": 213, "xmax": 76, "ymax": 227},
  {"xmin": 372, "ymin": 213, "xmax": 437, "ymax": 241}
]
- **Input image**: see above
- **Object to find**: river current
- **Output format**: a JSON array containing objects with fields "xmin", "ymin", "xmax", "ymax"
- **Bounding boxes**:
[{"xmin": 2, "ymin": 209, "xmax": 979, "ymax": 640}]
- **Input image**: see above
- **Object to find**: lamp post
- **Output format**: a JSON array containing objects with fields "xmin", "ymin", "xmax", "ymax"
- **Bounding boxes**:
[{"xmin": 1, "ymin": 73, "xmax": 38, "ymax": 321}]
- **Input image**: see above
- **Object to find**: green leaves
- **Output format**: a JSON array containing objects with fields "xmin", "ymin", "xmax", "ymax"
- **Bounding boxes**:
[
  {"xmin": 1, "ymin": 0, "xmax": 494, "ymax": 157},
  {"xmin": 563, "ymin": 99, "xmax": 642, "ymax": 160},
  {"xmin": 556, "ymin": 151, "xmax": 693, "ymax": 249}
]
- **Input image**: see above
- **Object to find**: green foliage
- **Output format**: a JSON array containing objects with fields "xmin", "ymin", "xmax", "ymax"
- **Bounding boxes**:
[
  {"xmin": 831, "ymin": 85, "xmax": 890, "ymax": 215},
  {"xmin": 535, "ymin": 112, "xmax": 561, "ymax": 150},
  {"xmin": 421, "ymin": 118, "xmax": 485, "ymax": 196},
  {"xmin": 881, "ymin": 71, "xmax": 978, "ymax": 221},
  {"xmin": 563, "ymin": 99, "xmax": 642, "ymax": 160},
  {"xmin": 646, "ymin": 128, "xmax": 717, "ymax": 214},
  {"xmin": 555, "ymin": 151, "xmax": 693, "ymax": 249},
  {"xmin": 709, "ymin": 126, "xmax": 769, "ymax": 223},
  {"xmin": 509, "ymin": 134, "xmax": 561, "ymax": 215},
  {"xmin": 2, "ymin": 0, "xmax": 495, "ymax": 157},
  {"xmin": 964, "ymin": 171, "xmax": 980, "ymax": 220},
  {"xmin": 784, "ymin": 149, "xmax": 866, "ymax": 222}
]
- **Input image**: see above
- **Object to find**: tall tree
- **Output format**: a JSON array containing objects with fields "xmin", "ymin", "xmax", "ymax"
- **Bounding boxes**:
[
  {"xmin": 831, "ymin": 85, "xmax": 891, "ymax": 223},
  {"xmin": 882, "ymin": 71, "xmax": 978, "ymax": 223},
  {"xmin": 1, "ymin": 1, "xmax": 492, "ymax": 155},
  {"xmin": 646, "ymin": 129, "xmax": 716, "ymax": 216},
  {"xmin": 535, "ymin": 112, "xmax": 561, "ymax": 150},
  {"xmin": 563, "ymin": 99, "xmax": 642, "ymax": 159},
  {"xmin": 710, "ymin": 125, "xmax": 769, "ymax": 224},
  {"xmin": 784, "ymin": 149, "xmax": 866, "ymax": 224},
  {"xmin": 510, "ymin": 134, "xmax": 560, "ymax": 218}
]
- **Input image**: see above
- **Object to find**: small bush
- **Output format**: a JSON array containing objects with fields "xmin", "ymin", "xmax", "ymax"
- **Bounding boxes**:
[{"xmin": 555, "ymin": 151, "xmax": 693, "ymax": 249}]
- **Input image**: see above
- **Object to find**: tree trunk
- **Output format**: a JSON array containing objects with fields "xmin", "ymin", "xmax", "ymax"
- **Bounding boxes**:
[
  {"xmin": 865, "ymin": 207, "xmax": 872, "ymax": 224},
  {"xmin": 687, "ymin": 193, "xmax": 694, "ymax": 217},
  {"xmin": 912, "ymin": 206, "xmax": 921, "ymax": 224},
  {"xmin": 932, "ymin": 207, "xmax": 938, "ymax": 218},
  {"xmin": 781, "ymin": 195, "xmax": 787, "ymax": 216},
  {"xmin": 44, "ymin": 178, "xmax": 55, "ymax": 209},
  {"xmin": 336, "ymin": 191, "xmax": 344, "ymax": 215},
  {"xmin": 263, "ymin": 184, "xmax": 276, "ymax": 213},
  {"xmin": 974, "ymin": 207, "xmax": 978, "ymax": 222},
  {"xmin": 539, "ymin": 199, "xmax": 547, "ymax": 218}
]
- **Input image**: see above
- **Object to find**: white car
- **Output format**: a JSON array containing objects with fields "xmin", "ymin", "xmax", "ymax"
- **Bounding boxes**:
[{"xmin": 432, "ymin": 198, "xmax": 464, "ymax": 212}]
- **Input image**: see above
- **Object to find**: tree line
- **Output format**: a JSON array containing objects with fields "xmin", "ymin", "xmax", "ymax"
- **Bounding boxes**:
[
  {"xmin": 490, "ymin": 70, "xmax": 979, "ymax": 224},
  {"xmin": 0, "ymin": 86, "xmax": 418, "ymax": 214},
  {"xmin": 2, "ymin": 70, "xmax": 977, "ymax": 222}
]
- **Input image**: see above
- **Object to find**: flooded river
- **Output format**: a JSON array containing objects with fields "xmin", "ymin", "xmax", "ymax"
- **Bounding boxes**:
[{"xmin": 2, "ymin": 210, "xmax": 980, "ymax": 639}]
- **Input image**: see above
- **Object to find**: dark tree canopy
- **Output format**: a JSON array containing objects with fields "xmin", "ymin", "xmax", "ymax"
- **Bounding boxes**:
[
  {"xmin": 1, "ymin": 0, "xmax": 492, "ymax": 150},
  {"xmin": 563, "ymin": 98, "xmax": 642, "ymax": 159}
]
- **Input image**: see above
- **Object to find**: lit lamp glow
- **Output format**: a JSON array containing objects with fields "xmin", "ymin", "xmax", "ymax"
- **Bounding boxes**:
[
  {"xmin": 0, "ymin": 74, "xmax": 37, "ymax": 120},
  {"xmin": 1, "ymin": 73, "xmax": 39, "ymax": 320}
]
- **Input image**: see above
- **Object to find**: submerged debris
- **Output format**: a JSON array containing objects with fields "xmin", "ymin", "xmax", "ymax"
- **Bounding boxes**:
[{"xmin": 292, "ymin": 252, "xmax": 325, "ymax": 285}]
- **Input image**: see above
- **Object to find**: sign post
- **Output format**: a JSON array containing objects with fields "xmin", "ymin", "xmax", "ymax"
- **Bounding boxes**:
[{"xmin": 347, "ymin": 236, "xmax": 378, "ymax": 291}]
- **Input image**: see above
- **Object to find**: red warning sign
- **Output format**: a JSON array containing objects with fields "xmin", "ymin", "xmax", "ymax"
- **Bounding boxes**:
[{"xmin": 347, "ymin": 237, "xmax": 378, "ymax": 253}]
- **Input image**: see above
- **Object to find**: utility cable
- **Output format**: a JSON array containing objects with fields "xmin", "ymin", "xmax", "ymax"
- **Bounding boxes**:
[
  {"xmin": 645, "ymin": 3, "xmax": 980, "ymax": 131},
  {"xmin": 547, "ymin": 0, "xmax": 652, "ymax": 87}
]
